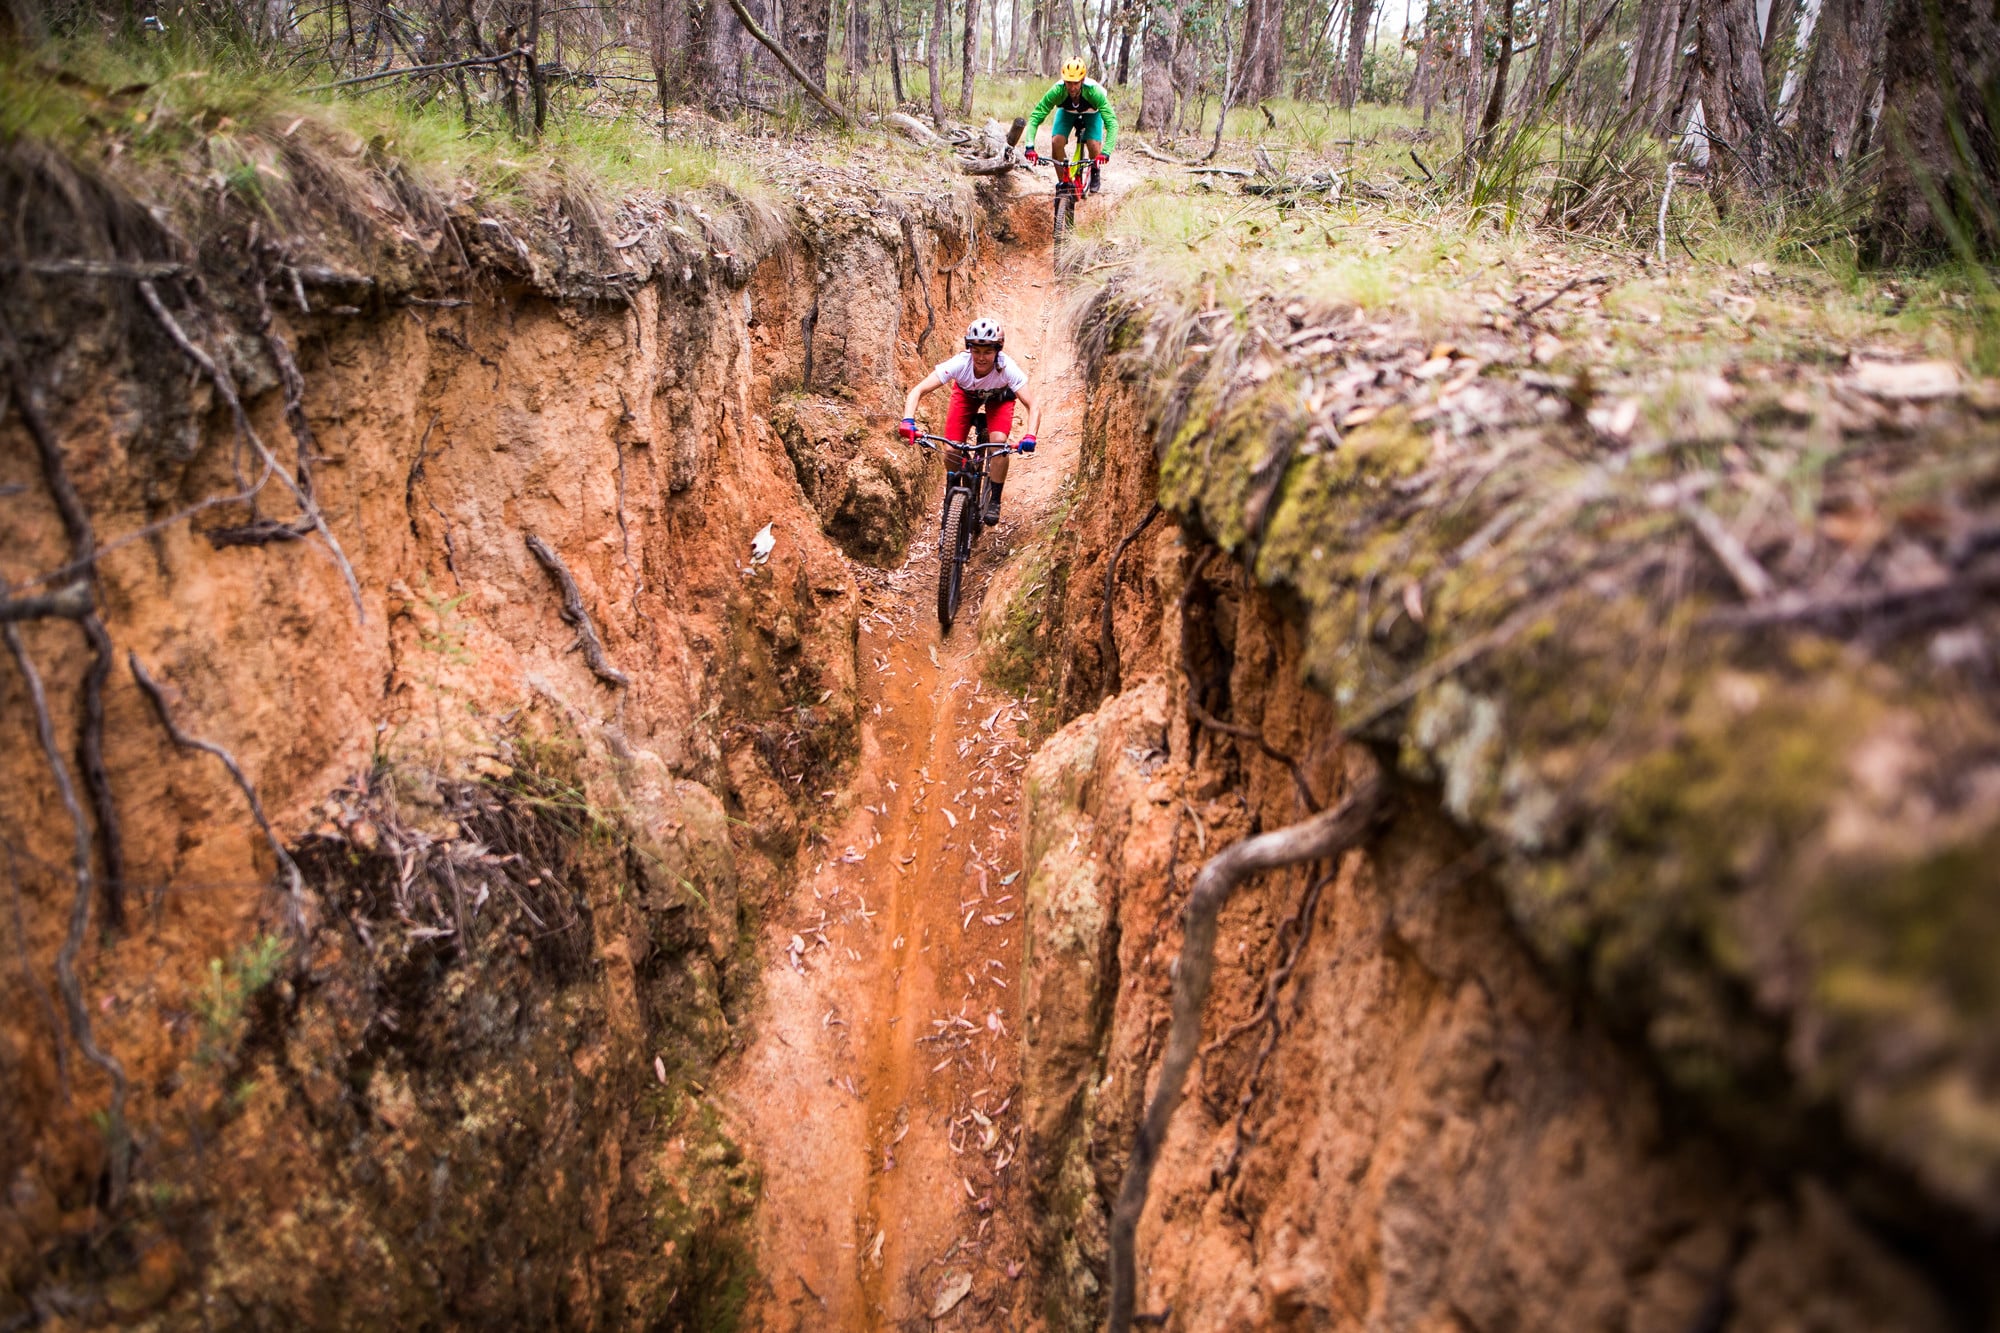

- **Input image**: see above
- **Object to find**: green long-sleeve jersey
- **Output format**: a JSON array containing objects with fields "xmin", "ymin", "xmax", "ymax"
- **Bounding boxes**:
[{"xmin": 1025, "ymin": 78, "xmax": 1119, "ymax": 154}]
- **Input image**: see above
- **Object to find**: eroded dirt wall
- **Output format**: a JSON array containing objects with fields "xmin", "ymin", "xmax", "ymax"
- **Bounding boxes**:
[
  {"xmin": 0, "ymin": 174, "xmax": 983, "ymax": 1324},
  {"xmin": 1014, "ymin": 360, "xmax": 1972, "ymax": 1330}
]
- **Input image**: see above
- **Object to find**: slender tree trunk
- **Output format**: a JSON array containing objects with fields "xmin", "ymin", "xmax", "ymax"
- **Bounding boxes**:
[
  {"xmin": 959, "ymin": 0, "xmax": 981, "ymax": 112},
  {"xmin": 1864, "ymin": 0, "xmax": 1999, "ymax": 261},
  {"xmin": 929, "ymin": 0, "xmax": 949, "ymax": 122},
  {"xmin": 1462, "ymin": 0, "xmax": 1486, "ymax": 149},
  {"xmin": 885, "ymin": 0, "xmax": 906, "ymax": 99},
  {"xmin": 649, "ymin": 0, "xmax": 696, "ymax": 111},
  {"xmin": 1790, "ymin": 0, "xmax": 1888, "ymax": 180},
  {"xmin": 1513, "ymin": 0, "xmax": 1561, "ymax": 112},
  {"xmin": 1695, "ymin": 0, "xmax": 1786, "ymax": 198},
  {"xmin": 1340, "ymin": 0, "xmax": 1376, "ymax": 107},
  {"xmin": 1476, "ymin": 0, "xmax": 1515, "ymax": 147},
  {"xmin": 1010, "ymin": 0, "xmax": 1023, "ymax": 66},
  {"xmin": 1761, "ymin": 0, "xmax": 1801, "ymax": 98}
]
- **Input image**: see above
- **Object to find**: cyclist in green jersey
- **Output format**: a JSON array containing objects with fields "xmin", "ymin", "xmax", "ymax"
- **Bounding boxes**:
[{"xmin": 1022, "ymin": 58, "xmax": 1119, "ymax": 195}]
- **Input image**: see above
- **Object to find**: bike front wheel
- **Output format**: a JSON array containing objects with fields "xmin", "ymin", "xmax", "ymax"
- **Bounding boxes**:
[
  {"xmin": 1053, "ymin": 188, "xmax": 1074, "ymax": 252},
  {"xmin": 937, "ymin": 488, "xmax": 969, "ymax": 631}
]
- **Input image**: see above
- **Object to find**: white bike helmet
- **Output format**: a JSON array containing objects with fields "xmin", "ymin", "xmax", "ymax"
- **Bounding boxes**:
[{"xmin": 965, "ymin": 317, "xmax": 1004, "ymax": 349}]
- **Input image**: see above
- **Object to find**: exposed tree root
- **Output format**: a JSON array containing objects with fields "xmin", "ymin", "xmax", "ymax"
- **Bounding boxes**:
[
  {"xmin": 525, "ymin": 533, "xmax": 631, "ymax": 687},
  {"xmin": 898, "ymin": 213, "xmax": 937, "ymax": 354},
  {"xmin": 130, "ymin": 653, "xmax": 308, "ymax": 941},
  {"xmin": 4, "ymin": 332, "xmax": 128, "ymax": 931},
  {"xmin": 1106, "ymin": 759, "xmax": 1386, "ymax": 1333},
  {"xmin": 137, "ymin": 279, "xmax": 365, "ymax": 619},
  {"xmin": 0, "ymin": 583, "xmax": 93, "ymax": 621},
  {"xmin": 4, "ymin": 623, "xmax": 130, "ymax": 1202},
  {"xmin": 1099, "ymin": 501, "xmax": 1162, "ymax": 701}
]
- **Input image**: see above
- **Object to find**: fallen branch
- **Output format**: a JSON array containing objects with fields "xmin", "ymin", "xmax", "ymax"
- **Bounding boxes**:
[
  {"xmin": 137, "ymin": 281, "xmax": 366, "ymax": 620},
  {"xmin": 129, "ymin": 653, "xmax": 308, "ymax": 941},
  {"xmin": 720, "ymin": 0, "xmax": 856, "ymax": 125},
  {"xmin": 1516, "ymin": 272, "xmax": 1612, "ymax": 318},
  {"xmin": 302, "ymin": 46, "xmax": 531, "ymax": 92},
  {"xmin": 4, "ymin": 623, "xmax": 130, "ymax": 1201},
  {"xmin": 4, "ymin": 258, "xmax": 188, "ymax": 279},
  {"xmin": 525, "ymin": 533, "xmax": 630, "ymax": 687},
  {"xmin": 1678, "ymin": 497, "xmax": 1775, "ymax": 602},
  {"xmin": 1701, "ymin": 565, "xmax": 2000, "ymax": 631},
  {"xmin": 1128, "ymin": 137, "xmax": 1194, "ymax": 166},
  {"xmin": 1100, "ymin": 502, "xmax": 1162, "ymax": 701},
  {"xmin": 1107, "ymin": 762, "xmax": 1386, "ymax": 1333},
  {"xmin": 1655, "ymin": 162, "xmax": 1677, "ymax": 265}
]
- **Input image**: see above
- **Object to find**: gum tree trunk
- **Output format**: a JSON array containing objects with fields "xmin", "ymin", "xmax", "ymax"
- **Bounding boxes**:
[
  {"xmin": 1695, "ymin": 0, "xmax": 1785, "ymax": 198},
  {"xmin": 1340, "ymin": 0, "xmax": 1375, "ymax": 107},
  {"xmin": 959, "ymin": 0, "xmax": 981, "ymax": 113},
  {"xmin": 1864, "ymin": 0, "xmax": 1999, "ymax": 262},
  {"xmin": 929, "ymin": 0, "xmax": 948, "ymax": 124},
  {"xmin": 1790, "ymin": 0, "xmax": 1888, "ymax": 183},
  {"xmin": 1138, "ymin": 0, "xmax": 1178, "ymax": 128}
]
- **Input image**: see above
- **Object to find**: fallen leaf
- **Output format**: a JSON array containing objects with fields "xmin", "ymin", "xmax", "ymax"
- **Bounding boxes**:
[
  {"xmin": 653, "ymin": 1056, "xmax": 667, "ymax": 1085},
  {"xmin": 932, "ymin": 1270, "xmax": 973, "ymax": 1319}
]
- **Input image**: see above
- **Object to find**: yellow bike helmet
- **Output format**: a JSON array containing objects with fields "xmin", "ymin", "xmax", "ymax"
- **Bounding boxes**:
[{"xmin": 1061, "ymin": 58, "xmax": 1087, "ymax": 81}]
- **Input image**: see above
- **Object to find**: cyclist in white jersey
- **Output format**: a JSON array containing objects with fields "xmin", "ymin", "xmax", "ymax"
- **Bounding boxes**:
[{"xmin": 899, "ymin": 317, "xmax": 1043, "ymax": 526}]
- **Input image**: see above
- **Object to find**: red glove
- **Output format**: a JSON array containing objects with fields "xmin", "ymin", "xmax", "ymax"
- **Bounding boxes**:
[
  {"xmin": 1024, "ymin": 147, "xmax": 1039, "ymax": 163},
  {"xmin": 1096, "ymin": 153, "xmax": 1109, "ymax": 165},
  {"xmin": 898, "ymin": 417, "xmax": 918, "ymax": 442}
]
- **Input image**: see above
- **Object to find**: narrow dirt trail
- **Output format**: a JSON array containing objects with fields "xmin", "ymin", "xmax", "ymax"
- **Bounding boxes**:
[{"xmin": 725, "ymin": 236, "xmax": 1084, "ymax": 1331}]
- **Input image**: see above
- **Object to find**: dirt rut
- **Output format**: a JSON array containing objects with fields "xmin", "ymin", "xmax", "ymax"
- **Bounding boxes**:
[{"xmin": 727, "ymin": 253, "xmax": 1079, "ymax": 1331}]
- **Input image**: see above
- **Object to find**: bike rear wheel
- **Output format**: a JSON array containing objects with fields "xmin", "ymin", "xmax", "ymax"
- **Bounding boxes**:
[{"xmin": 937, "ymin": 488, "xmax": 969, "ymax": 631}]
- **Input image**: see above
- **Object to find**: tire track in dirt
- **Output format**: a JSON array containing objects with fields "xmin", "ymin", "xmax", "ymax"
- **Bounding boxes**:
[{"xmin": 726, "ymin": 238, "xmax": 1085, "ymax": 1330}]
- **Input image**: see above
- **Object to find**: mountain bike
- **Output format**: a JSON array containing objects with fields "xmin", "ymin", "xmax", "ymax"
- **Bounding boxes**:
[
  {"xmin": 911, "ymin": 409, "xmax": 1019, "ymax": 632},
  {"xmin": 1048, "ymin": 134, "xmax": 1099, "ymax": 245}
]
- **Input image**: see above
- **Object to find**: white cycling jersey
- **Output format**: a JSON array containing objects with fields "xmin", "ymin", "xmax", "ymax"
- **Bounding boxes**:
[{"xmin": 935, "ymin": 349, "xmax": 1028, "ymax": 395}]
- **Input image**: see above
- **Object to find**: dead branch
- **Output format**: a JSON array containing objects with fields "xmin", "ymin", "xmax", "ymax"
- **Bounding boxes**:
[
  {"xmin": 0, "ymin": 583, "xmax": 94, "ymax": 621},
  {"xmin": 4, "ymin": 623, "xmax": 130, "ymax": 1200},
  {"xmin": 130, "ymin": 653, "xmax": 308, "ymax": 939},
  {"xmin": 1128, "ymin": 137, "xmax": 1195, "ymax": 166},
  {"xmin": 720, "ymin": 0, "xmax": 856, "ymax": 125},
  {"xmin": 302, "ymin": 45, "xmax": 532, "ymax": 92},
  {"xmin": 3, "ymin": 258, "xmax": 187, "ymax": 279},
  {"xmin": 525, "ymin": 533, "xmax": 630, "ymax": 687},
  {"xmin": 1107, "ymin": 762, "xmax": 1386, "ymax": 1333},
  {"xmin": 1678, "ymin": 498, "xmax": 1775, "ymax": 602},
  {"xmin": 136, "ymin": 280, "xmax": 366, "ymax": 620},
  {"xmin": 1100, "ymin": 502, "xmax": 1162, "ymax": 701},
  {"xmin": 1516, "ymin": 272, "xmax": 1612, "ymax": 317},
  {"xmin": 1702, "ymin": 565, "xmax": 2000, "ymax": 631}
]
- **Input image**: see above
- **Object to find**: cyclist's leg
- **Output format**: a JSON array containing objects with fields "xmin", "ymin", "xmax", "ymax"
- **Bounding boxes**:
[
  {"xmin": 1084, "ymin": 118, "xmax": 1104, "ymax": 192},
  {"xmin": 981, "ymin": 403, "xmax": 1015, "ymax": 524}
]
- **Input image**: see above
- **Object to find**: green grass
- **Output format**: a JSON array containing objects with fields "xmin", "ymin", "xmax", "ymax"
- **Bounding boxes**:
[{"xmin": 1, "ymin": 37, "xmax": 770, "ymax": 225}]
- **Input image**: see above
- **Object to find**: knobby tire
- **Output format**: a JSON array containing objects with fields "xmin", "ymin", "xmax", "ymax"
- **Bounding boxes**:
[{"xmin": 938, "ymin": 488, "xmax": 969, "ymax": 631}]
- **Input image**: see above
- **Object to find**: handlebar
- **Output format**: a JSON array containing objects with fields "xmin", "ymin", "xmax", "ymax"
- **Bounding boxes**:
[{"xmin": 912, "ymin": 434, "xmax": 1022, "ymax": 453}]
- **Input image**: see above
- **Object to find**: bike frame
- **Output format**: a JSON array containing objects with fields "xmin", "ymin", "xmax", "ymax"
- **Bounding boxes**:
[{"xmin": 912, "ymin": 412, "xmax": 1018, "ymax": 631}]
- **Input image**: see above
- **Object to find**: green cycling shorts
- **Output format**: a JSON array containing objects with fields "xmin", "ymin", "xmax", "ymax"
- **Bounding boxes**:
[{"xmin": 1051, "ymin": 108, "xmax": 1102, "ymax": 144}]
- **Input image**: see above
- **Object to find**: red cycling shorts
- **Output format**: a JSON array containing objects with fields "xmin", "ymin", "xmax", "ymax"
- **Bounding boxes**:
[{"xmin": 943, "ymin": 384, "xmax": 1014, "ymax": 448}]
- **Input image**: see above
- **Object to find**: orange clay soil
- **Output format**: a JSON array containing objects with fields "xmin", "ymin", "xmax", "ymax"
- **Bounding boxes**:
[{"xmin": 724, "ymin": 244, "xmax": 1083, "ymax": 1332}]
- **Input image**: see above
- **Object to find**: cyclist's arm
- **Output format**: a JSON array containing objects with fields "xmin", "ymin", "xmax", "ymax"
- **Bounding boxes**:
[
  {"xmin": 1088, "ymin": 84, "xmax": 1118, "ymax": 153},
  {"xmin": 1014, "ymin": 384, "xmax": 1043, "ymax": 439},
  {"xmin": 1024, "ymin": 83, "xmax": 1062, "ymax": 142},
  {"xmin": 903, "ymin": 370, "xmax": 945, "ymax": 420}
]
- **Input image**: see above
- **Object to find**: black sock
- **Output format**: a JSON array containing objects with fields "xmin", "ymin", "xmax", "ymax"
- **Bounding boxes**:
[{"xmin": 986, "ymin": 481, "xmax": 1003, "ymax": 505}]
